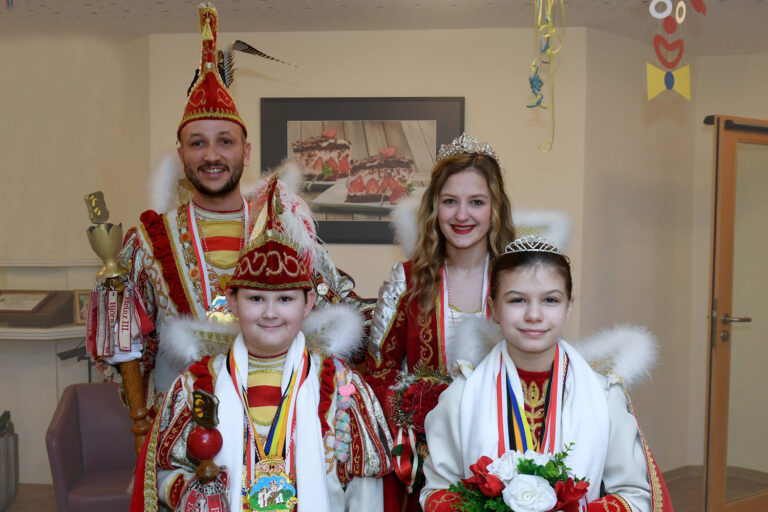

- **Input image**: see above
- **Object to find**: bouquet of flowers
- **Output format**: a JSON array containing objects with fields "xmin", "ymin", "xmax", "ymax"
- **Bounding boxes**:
[
  {"xmin": 389, "ymin": 364, "xmax": 452, "ymax": 491},
  {"xmin": 448, "ymin": 444, "xmax": 589, "ymax": 512}
]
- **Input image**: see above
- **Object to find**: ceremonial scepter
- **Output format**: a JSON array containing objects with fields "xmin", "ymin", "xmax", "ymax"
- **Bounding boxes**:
[{"xmin": 84, "ymin": 192, "xmax": 150, "ymax": 455}]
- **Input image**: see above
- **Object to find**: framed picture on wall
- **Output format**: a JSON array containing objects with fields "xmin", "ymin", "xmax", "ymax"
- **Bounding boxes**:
[
  {"xmin": 260, "ymin": 97, "xmax": 465, "ymax": 244},
  {"xmin": 73, "ymin": 290, "xmax": 90, "ymax": 326}
]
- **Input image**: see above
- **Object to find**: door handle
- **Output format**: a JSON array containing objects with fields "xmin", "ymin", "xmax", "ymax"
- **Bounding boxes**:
[{"xmin": 722, "ymin": 314, "xmax": 752, "ymax": 324}]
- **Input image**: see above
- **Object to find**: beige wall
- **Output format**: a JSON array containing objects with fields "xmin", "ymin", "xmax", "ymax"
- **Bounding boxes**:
[
  {"xmin": 0, "ymin": 34, "xmax": 149, "ymax": 266},
  {"xmin": 581, "ymin": 30, "xmax": 695, "ymax": 471}
]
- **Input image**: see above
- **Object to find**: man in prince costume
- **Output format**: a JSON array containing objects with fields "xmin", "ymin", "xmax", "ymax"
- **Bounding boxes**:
[
  {"xmin": 86, "ymin": 3, "xmax": 371, "ymax": 412},
  {"xmin": 420, "ymin": 237, "xmax": 673, "ymax": 512},
  {"xmin": 131, "ymin": 176, "xmax": 393, "ymax": 511}
]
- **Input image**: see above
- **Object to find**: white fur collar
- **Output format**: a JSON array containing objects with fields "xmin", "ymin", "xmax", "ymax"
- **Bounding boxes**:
[
  {"xmin": 302, "ymin": 303, "xmax": 365, "ymax": 362},
  {"xmin": 447, "ymin": 318, "xmax": 657, "ymax": 389},
  {"xmin": 567, "ymin": 324, "xmax": 658, "ymax": 388},
  {"xmin": 156, "ymin": 303, "xmax": 365, "ymax": 378}
]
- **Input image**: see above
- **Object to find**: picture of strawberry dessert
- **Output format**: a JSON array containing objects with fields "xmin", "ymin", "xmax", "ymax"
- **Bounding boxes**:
[
  {"xmin": 345, "ymin": 146, "xmax": 414, "ymax": 204},
  {"xmin": 291, "ymin": 129, "xmax": 351, "ymax": 182}
]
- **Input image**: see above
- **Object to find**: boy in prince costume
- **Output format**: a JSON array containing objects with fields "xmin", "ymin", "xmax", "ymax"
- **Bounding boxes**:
[{"xmin": 132, "ymin": 176, "xmax": 393, "ymax": 512}]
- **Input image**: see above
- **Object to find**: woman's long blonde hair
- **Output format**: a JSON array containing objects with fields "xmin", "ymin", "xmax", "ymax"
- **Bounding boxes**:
[{"xmin": 408, "ymin": 153, "xmax": 515, "ymax": 316}]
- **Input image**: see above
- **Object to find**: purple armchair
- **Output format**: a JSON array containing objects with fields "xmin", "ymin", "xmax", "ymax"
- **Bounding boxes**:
[{"xmin": 46, "ymin": 383, "xmax": 135, "ymax": 512}]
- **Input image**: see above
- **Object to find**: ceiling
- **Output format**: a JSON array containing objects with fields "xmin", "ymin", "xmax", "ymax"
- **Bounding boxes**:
[{"xmin": 0, "ymin": 0, "xmax": 765, "ymax": 55}]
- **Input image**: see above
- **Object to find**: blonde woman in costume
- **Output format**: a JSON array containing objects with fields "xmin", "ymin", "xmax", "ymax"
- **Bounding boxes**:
[{"xmin": 365, "ymin": 134, "xmax": 516, "ymax": 512}]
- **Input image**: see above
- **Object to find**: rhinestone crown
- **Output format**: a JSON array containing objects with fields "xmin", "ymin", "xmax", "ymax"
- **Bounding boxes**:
[
  {"xmin": 504, "ymin": 235, "xmax": 562, "ymax": 255},
  {"xmin": 436, "ymin": 133, "xmax": 500, "ymax": 165}
]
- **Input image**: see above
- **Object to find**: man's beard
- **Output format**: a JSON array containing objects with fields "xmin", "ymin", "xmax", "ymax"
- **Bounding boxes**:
[{"xmin": 183, "ymin": 161, "xmax": 244, "ymax": 198}]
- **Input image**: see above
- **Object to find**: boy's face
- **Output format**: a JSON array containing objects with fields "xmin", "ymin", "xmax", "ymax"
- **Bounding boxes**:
[{"xmin": 227, "ymin": 288, "xmax": 315, "ymax": 356}]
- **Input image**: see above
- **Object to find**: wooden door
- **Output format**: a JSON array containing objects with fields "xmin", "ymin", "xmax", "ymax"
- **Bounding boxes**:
[{"xmin": 704, "ymin": 115, "xmax": 768, "ymax": 511}]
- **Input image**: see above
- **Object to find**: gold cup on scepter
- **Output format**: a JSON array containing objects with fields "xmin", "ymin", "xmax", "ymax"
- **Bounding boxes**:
[{"xmin": 84, "ymin": 191, "xmax": 128, "ymax": 280}]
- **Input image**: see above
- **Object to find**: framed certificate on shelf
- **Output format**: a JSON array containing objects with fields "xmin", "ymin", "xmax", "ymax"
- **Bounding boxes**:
[{"xmin": 0, "ymin": 291, "xmax": 53, "ymax": 313}]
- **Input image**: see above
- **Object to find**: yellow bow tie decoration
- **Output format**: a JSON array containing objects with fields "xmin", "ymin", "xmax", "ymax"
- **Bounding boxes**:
[{"xmin": 646, "ymin": 63, "xmax": 690, "ymax": 100}]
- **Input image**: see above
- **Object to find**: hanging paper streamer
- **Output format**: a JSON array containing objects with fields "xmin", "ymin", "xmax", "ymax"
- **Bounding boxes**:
[
  {"xmin": 6, "ymin": 0, "xmax": 13, "ymax": 10},
  {"xmin": 527, "ymin": 0, "xmax": 565, "ymax": 152},
  {"xmin": 646, "ymin": 0, "xmax": 705, "ymax": 101}
]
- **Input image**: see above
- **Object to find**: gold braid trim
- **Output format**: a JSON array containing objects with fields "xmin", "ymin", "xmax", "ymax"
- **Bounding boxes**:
[
  {"xmin": 589, "ymin": 494, "xmax": 633, "ymax": 511},
  {"xmin": 142, "ymin": 404, "xmax": 163, "ymax": 512},
  {"xmin": 172, "ymin": 206, "xmax": 203, "ymax": 314},
  {"xmin": 229, "ymin": 278, "xmax": 312, "ymax": 290},
  {"xmin": 424, "ymin": 489, "xmax": 462, "ymax": 512},
  {"xmin": 433, "ymin": 294, "xmax": 443, "ymax": 370},
  {"xmin": 614, "ymin": 494, "xmax": 632, "ymax": 511},
  {"xmin": 626, "ymin": 392, "xmax": 663, "ymax": 512},
  {"xmin": 375, "ymin": 290, "xmax": 407, "ymax": 366},
  {"xmin": 180, "ymin": 109, "xmax": 245, "ymax": 127}
]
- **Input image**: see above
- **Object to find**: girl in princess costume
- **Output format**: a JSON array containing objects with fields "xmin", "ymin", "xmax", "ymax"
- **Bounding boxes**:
[
  {"xmin": 131, "ymin": 176, "xmax": 393, "ymax": 512},
  {"xmin": 420, "ymin": 236, "xmax": 673, "ymax": 512},
  {"xmin": 365, "ymin": 134, "xmax": 517, "ymax": 511}
]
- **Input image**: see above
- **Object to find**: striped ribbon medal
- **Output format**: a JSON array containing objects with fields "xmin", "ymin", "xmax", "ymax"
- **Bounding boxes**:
[
  {"xmin": 496, "ymin": 345, "xmax": 568, "ymax": 456},
  {"xmin": 229, "ymin": 348, "xmax": 308, "ymax": 511}
]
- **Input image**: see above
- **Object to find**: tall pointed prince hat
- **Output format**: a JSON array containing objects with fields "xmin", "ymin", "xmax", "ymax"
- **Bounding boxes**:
[
  {"xmin": 230, "ymin": 175, "xmax": 319, "ymax": 290},
  {"xmin": 177, "ymin": 3, "xmax": 247, "ymax": 139}
]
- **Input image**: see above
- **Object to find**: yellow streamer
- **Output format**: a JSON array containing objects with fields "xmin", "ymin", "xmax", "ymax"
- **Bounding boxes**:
[{"xmin": 528, "ymin": 0, "xmax": 565, "ymax": 152}]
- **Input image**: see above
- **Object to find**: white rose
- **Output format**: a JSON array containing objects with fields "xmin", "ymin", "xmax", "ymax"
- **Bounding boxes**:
[
  {"xmin": 502, "ymin": 474, "xmax": 557, "ymax": 512},
  {"xmin": 520, "ymin": 449, "xmax": 553, "ymax": 467},
  {"xmin": 487, "ymin": 451, "xmax": 520, "ymax": 484}
]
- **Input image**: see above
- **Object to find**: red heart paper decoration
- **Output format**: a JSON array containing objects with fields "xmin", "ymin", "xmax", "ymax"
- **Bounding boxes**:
[
  {"xmin": 379, "ymin": 146, "xmax": 398, "ymax": 157},
  {"xmin": 690, "ymin": 0, "xmax": 707, "ymax": 15},
  {"xmin": 654, "ymin": 34, "xmax": 684, "ymax": 69},
  {"xmin": 321, "ymin": 129, "xmax": 337, "ymax": 138}
]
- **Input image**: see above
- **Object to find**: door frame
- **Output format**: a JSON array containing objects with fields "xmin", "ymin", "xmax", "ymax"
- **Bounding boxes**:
[{"xmin": 703, "ymin": 114, "xmax": 768, "ymax": 511}]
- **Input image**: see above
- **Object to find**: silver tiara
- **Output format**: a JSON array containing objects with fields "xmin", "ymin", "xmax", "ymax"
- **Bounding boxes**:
[
  {"xmin": 436, "ymin": 133, "xmax": 500, "ymax": 165},
  {"xmin": 504, "ymin": 235, "xmax": 562, "ymax": 255}
]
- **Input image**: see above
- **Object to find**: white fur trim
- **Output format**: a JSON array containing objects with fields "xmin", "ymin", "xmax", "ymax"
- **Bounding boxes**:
[
  {"xmin": 512, "ymin": 209, "xmax": 572, "ymax": 251},
  {"xmin": 275, "ymin": 159, "xmax": 304, "ymax": 194},
  {"xmin": 568, "ymin": 324, "xmax": 658, "ymax": 388},
  {"xmin": 303, "ymin": 304, "xmax": 365, "ymax": 361},
  {"xmin": 392, "ymin": 196, "xmax": 421, "ymax": 259},
  {"xmin": 447, "ymin": 316, "xmax": 502, "ymax": 369},
  {"xmin": 157, "ymin": 317, "xmax": 239, "ymax": 374},
  {"xmin": 240, "ymin": 176, "xmax": 260, "ymax": 200},
  {"xmin": 148, "ymin": 151, "xmax": 184, "ymax": 213}
]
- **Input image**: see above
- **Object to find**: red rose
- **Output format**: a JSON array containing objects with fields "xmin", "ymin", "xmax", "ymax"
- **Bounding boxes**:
[
  {"xmin": 550, "ymin": 478, "xmax": 590, "ymax": 512},
  {"xmin": 461, "ymin": 456, "xmax": 505, "ymax": 497},
  {"xmin": 400, "ymin": 381, "xmax": 448, "ymax": 433}
]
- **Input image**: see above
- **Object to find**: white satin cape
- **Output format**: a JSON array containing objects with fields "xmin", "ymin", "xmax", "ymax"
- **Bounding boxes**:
[{"xmin": 459, "ymin": 340, "xmax": 609, "ymax": 502}]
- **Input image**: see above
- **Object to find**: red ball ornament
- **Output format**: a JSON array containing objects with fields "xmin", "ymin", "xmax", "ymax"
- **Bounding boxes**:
[
  {"xmin": 663, "ymin": 15, "xmax": 677, "ymax": 34},
  {"xmin": 187, "ymin": 426, "xmax": 223, "ymax": 460}
]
